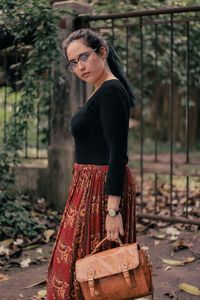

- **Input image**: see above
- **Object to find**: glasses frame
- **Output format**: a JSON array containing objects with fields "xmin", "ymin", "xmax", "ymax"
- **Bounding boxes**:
[{"xmin": 67, "ymin": 48, "xmax": 98, "ymax": 73}]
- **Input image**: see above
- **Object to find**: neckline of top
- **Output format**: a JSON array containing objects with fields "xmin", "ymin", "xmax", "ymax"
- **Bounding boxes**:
[{"xmin": 85, "ymin": 79, "xmax": 119, "ymax": 104}]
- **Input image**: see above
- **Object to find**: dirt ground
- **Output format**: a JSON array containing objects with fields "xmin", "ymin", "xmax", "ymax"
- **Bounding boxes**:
[{"xmin": 0, "ymin": 230, "xmax": 200, "ymax": 300}]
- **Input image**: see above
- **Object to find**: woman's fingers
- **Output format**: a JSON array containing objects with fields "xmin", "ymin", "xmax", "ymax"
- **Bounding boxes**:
[
  {"xmin": 106, "ymin": 230, "xmax": 118, "ymax": 241},
  {"xmin": 105, "ymin": 214, "xmax": 124, "ymax": 241},
  {"xmin": 119, "ymin": 226, "xmax": 124, "ymax": 236},
  {"xmin": 106, "ymin": 231, "xmax": 112, "ymax": 240},
  {"xmin": 113, "ymin": 231, "xmax": 119, "ymax": 241},
  {"xmin": 107, "ymin": 230, "xmax": 119, "ymax": 241}
]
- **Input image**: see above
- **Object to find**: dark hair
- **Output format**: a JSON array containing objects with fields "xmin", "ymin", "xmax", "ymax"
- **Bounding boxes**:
[{"xmin": 63, "ymin": 28, "xmax": 135, "ymax": 107}]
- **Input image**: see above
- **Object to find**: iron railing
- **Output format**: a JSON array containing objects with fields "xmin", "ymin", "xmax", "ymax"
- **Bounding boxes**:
[
  {"xmin": 76, "ymin": 6, "xmax": 200, "ymax": 225},
  {"xmin": 0, "ymin": 46, "xmax": 50, "ymax": 159},
  {"xmin": 1, "ymin": 5, "xmax": 200, "ymax": 225}
]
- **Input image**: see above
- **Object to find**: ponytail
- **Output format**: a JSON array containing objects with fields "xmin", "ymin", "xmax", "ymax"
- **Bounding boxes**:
[{"xmin": 107, "ymin": 43, "xmax": 135, "ymax": 107}]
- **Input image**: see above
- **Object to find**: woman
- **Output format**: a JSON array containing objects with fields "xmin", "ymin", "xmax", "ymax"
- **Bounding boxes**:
[{"xmin": 47, "ymin": 28, "xmax": 136, "ymax": 300}]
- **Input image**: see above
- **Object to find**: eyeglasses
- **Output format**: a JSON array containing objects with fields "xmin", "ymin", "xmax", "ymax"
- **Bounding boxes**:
[{"xmin": 67, "ymin": 48, "xmax": 97, "ymax": 72}]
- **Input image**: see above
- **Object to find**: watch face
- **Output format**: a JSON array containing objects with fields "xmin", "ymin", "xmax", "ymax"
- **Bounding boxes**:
[{"xmin": 109, "ymin": 209, "xmax": 116, "ymax": 217}]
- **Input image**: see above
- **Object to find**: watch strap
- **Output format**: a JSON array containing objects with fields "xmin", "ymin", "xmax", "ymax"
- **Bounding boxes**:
[{"xmin": 106, "ymin": 208, "xmax": 121, "ymax": 216}]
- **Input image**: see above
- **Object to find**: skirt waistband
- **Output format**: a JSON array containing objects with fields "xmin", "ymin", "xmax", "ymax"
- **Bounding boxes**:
[{"xmin": 73, "ymin": 163, "xmax": 109, "ymax": 172}]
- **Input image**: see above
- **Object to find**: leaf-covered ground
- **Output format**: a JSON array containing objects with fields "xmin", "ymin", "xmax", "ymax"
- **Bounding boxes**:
[
  {"xmin": 135, "ymin": 173, "xmax": 200, "ymax": 231},
  {"xmin": 0, "ymin": 230, "xmax": 200, "ymax": 300},
  {"xmin": 0, "ymin": 175, "xmax": 200, "ymax": 299}
]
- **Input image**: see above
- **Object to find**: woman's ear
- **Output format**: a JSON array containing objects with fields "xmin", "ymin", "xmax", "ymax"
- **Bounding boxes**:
[{"xmin": 100, "ymin": 47, "xmax": 107, "ymax": 60}]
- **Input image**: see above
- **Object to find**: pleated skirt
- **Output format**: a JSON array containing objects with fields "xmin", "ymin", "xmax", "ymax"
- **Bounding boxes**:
[{"xmin": 46, "ymin": 163, "xmax": 136, "ymax": 300}]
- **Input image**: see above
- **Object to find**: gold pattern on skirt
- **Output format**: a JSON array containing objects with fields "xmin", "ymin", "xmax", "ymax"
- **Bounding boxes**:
[
  {"xmin": 64, "ymin": 206, "xmax": 77, "ymax": 227},
  {"xmin": 47, "ymin": 163, "xmax": 136, "ymax": 300},
  {"xmin": 52, "ymin": 275, "xmax": 69, "ymax": 299},
  {"xmin": 57, "ymin": 240, "xmax": 72, "ymax": 264}
]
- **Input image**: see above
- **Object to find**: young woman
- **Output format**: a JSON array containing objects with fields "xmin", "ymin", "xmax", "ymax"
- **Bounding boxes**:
[{"xmin": 47, "ymin": 28, "xmax": 136, "ymax": 300}]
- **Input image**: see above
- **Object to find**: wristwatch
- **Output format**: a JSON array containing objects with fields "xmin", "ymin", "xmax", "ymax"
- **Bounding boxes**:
[{"xmin": 107, "ymin": 208, "xmax": 120, "ymax": 217}]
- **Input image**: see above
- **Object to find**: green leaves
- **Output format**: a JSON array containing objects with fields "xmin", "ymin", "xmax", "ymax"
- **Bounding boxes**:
[
  {"xmin": 0, "ymin": 198, "xmax": 45, "ymax": 240},
  {"xmin": 0, "ymin": 0, "xmax": 63, "ymax": 189}
]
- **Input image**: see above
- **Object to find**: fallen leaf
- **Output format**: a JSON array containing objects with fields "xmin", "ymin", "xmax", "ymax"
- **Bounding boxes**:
[
  {"xmin": 36, "ymin": 248, "xmax": 43, "ymax": 254},
  {"xmin": 164, "ymin": 290, "xmax": 178, "ymax": 299},
  {"xmin": 172, "ymin": 239, "xmax": 192, "ymax": 252},
  {"xmin": 37, "ymin": 198, "xmax": 46, "ymax": 204},
  {"xmin": 36, "ymin": 256, "xmax": 47, "ymax": 263},
  {"xmin": 164, "ymin": 266, "xmax": 171, "ymax": 271},
  {"xmin": 4, "ymin": 260, "xmax": 21, "ymax": 269},
  {"xmin": 20, "ymin": 257, "xmax": 31, "ymax": 268},
  {"xmin": 152, "ymin": 232, "xmax": 167, "ymax": 240},
  {"xmin": 157, "ymin": 221, "xmax": 168, "ymax": 228},
  {"xmin": 23, "ymin": 235, "xmax": 42, "ymax": 249},
  {"xmin": 0, "ymin": 246, "xmax": 10, "ymax": 257},
  {"xmin": 165, "ymin": 227, "xmax": 180, "ymax": 236},
  {"xmin": 0, "ymin": 273, "xmax": 9, "ymax": 282},
  {"xmin": 189, "ymin": 248, "xmax": 200, "ymax": 259},
  {"xmin": 43, "ymin": 229, "xmax": 55, "ymax": 243},
  {"xmin": 0, "ymin": 239, "xmax": 14, "ymax": 248},
  {"xmin": 179, "ymin": 283, "xmax": 200, "ymax": 296},
  {"xmin": 0, "ymin": 259, "xmax": 5, "ymax": 266},
  {"xmin": 10, "ymin": 248, "xmax": 23, "ymax": 259},
  {"xmin": 184, "ymin": 257, "xmax": 195, "ymax": 263},
  {"xmin": 161, "ymin": 257, "xmax": 195, "ymax": 266},
  {"xmin": 168, "ymin": 235, "xmax": 178, "ymax": 242},
  {"xmin": 24, "ymin": 244, "xmax": 41, "ymax": 251},
  {"xmin": 154, "ymin": 240, "xmax": 160, "ymax": 246},
  {"xmin": 14, "ymin": 238, "xmax": 24, "ymax": 246},
  {"xmin": 136, "ymin": 224, "xmax": 147, "ymax": 232},
  {"xmin": 141, "ymin": 246, "xmax": 149, "ymax": 251},
  {"xmin": 23, "ymin": 279, "xmax": 46, "ymax": 289},
  {"xmin": 37, "ymin": 289, "xmax": 47, "ymax": 298}
]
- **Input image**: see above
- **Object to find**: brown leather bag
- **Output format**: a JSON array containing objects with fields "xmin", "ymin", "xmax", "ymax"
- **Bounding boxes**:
[{"xmin": 75, "ymin": 238, "xmax": 153, "ymax": 300}]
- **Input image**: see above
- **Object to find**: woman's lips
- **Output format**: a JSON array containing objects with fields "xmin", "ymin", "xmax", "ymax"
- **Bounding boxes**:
[{"xmin": 82, "ymin": 72, "xmax": 90, "ymax": 78}]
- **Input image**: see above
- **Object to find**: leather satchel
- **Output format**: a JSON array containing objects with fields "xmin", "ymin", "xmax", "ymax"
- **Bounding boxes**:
[{"xmin": 75, "ymin": 238, "xmax": 153, "ymax": 300}]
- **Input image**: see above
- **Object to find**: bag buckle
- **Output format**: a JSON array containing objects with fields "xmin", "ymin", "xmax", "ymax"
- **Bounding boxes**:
[
  {"xmin": 88, "ymin": 270, "xmax": 99, "ymax": 297},
  {"xmin": 121, "ymin": 260, "xmax": 136, "ymax": 287}
]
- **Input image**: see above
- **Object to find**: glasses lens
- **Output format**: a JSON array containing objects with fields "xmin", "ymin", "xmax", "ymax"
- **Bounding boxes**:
[
  {"xmin": 68, "ymin": 62, "xmax": 76, "ymax": 72},
  {"xmin": 67, "ymin": 49, "xmax": 96, "ymax": 72},
  {"xmin": 79, "ymin": 52, "xmax": 90, "ymax": 63}
]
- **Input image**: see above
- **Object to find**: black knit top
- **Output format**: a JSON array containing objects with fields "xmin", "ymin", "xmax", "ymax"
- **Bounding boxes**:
[{"xmin": 70, "ymin": 79, "xmax": 130, "ymax": 196}]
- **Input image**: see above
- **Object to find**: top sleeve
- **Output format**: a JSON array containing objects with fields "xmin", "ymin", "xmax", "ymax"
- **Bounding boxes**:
[{"xmin": 98, "ymin": 85, "xmax": 130, "ymax": 196}]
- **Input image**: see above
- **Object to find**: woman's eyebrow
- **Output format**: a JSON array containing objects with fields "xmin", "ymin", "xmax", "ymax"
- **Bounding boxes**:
[
  {"xmin": 68, "ymin": 51, "xmax": 88, "ymax": 63},
  {"xmin": 68, "ymin": 58, "xmax": 76, "ymax": 63}
]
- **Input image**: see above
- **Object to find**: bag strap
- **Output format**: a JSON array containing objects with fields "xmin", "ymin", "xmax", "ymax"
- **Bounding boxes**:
[{"xmin": 90, "ymin": 237, "xmax": 123, "ymax": 255}]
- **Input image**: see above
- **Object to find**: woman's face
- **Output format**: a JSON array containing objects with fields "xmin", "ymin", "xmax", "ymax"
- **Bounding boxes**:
[{"xmin": 66, "ymin": 39, "xmax": 107, "ymax": 85}]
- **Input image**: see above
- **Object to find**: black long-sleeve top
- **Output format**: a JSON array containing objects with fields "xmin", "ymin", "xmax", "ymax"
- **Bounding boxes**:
[{"xmin": 70, "ymin": 79, "xmax": 130, "ymax": 196}]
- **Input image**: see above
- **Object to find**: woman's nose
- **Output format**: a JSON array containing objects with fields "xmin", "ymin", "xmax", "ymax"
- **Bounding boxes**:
[{"xmin": 77, "ymin": 61, "xmax": 85, "ymax": 71}]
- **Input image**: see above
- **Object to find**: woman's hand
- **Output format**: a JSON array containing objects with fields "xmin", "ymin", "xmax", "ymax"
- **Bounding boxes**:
[{"xmin": 105, "ymin": 213, "xmax": 124, "ymax": 241}]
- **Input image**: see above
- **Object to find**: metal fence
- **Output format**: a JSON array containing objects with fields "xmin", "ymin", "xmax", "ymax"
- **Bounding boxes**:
[
  {"xmin": 76, "ymin": 5, "xmax": 200, "ymax": 225},
  {"xmin": 0, "ymin": 46, "xmax": 50, "ymax": 159},
  {"xmin": 1, "ymin": 5, "xmax": 200, "ymax": 225}
]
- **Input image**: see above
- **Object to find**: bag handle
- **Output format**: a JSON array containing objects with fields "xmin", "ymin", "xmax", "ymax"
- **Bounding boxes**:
[{"xmin": 90, "ymin": 237, "xmax": 123, "ymax": 255}]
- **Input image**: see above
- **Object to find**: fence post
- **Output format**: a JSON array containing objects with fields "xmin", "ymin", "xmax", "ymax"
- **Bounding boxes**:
[{"xmin": 48, "ymin": 1, "xmax": 92, "ymax": 209}]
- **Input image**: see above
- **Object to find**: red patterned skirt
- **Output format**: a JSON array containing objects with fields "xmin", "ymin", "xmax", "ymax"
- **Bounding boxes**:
[{"xmin": 46, "ymin": 163, "xmax": 136, "ymax": 300}]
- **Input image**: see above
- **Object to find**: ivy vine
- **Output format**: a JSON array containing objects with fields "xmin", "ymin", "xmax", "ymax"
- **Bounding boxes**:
[{"xmin": 0, "ymin": 0, "xmax": 73, "ymax": 191}]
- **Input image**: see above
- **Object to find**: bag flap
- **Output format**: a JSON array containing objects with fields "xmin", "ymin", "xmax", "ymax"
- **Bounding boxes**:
[{"xmin": 76, "ymin": 243, "xmax": 139, "ymax": 282}]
